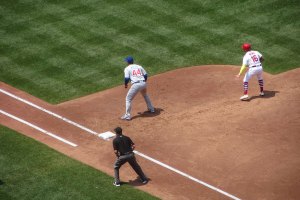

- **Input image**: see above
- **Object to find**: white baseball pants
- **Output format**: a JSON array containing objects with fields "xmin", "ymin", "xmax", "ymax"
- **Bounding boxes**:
[
  {"xmin": 243, "ymin": 66, "xmax": 263, "ymax": 82},
  {"xmin": 243, "ymin": 66, "xmax": 264, "ymax": 94}
]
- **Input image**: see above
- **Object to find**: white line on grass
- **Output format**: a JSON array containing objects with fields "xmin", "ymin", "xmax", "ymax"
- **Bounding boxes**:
[
  {"xmin": 0, "ymin": 89, "xmax": 98, "ymax": 135},
  {"xmin": 0, "ymin": 109, "xmax": 77, "ymax": 147},
  {"xmin": 0, "ymin": 88, "xmax": 241, "ymax": 200}
]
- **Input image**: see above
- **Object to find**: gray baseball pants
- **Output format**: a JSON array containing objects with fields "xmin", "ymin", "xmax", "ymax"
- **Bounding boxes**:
[
  {"xmin": 125, "ymin": 82, "xmax": 154, "ymax": 117},
  {"xmin": 114, "ymin": 153, "xmax": 147, "ymax": 184}
]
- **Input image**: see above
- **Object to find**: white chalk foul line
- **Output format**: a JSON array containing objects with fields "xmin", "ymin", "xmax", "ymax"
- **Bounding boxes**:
[
  {"xmin": 0, "ymin": 109, "xmax": 77, "ymax": 147},
  {"xmin": 134, "ymin": 151, "xmax": 241, "ymax": 200},
  {"xmin": 0, "ymin": 88, "xmax": 241, "ymax": 199},
  {"xmin": 0, "ymin": 89, "xmax": 98, "ymax": 135}
]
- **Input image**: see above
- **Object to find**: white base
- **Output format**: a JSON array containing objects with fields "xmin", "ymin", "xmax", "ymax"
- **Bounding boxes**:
[{"xmin": 98, "ymin": 131, "xmax": 115, "ymax": 140}]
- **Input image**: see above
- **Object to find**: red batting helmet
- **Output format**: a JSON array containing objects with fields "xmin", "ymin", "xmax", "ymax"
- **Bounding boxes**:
[{"xmin": 242, "ymin": 43, "xmax": 251, "ymax": 51}]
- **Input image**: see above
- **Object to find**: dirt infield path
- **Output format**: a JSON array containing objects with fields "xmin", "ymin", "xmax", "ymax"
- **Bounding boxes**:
[{"xmin": 1, "ymin": 65, "xmax": 300, "ymax": 200}]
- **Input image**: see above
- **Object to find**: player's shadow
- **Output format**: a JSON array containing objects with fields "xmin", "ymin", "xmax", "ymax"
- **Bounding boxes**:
[
  {"xmin": 247, "ymin": 90, "xmax": 279, "ymax": 101},
  {"xmin": 0, "ymin": 180, "xmax": 4, "ymax": 185},
  {"xmin": 131, "ymin": 108, "xmax": 164, "ymax": 120}
]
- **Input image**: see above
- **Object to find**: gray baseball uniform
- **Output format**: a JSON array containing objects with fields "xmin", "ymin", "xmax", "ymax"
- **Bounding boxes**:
[{"xmin": 121, "ymin": 61, "xmax": 154, "ymax": 120}]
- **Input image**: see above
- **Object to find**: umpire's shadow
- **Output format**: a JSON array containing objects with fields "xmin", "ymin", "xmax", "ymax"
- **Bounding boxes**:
[
  {"xmin": 131, "ymin": 108, "xmax": 164, "ymax": 120},
  {"xmin": 247, "ymin": 90, "xmax": 279, "ymax": 101},
  {"xmin": 127, "ymin": 177, "xmax": 152, "ymax": 187}
]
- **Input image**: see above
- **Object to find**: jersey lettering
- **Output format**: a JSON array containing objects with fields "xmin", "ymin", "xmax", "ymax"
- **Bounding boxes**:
[
  {"xmin": 132, "ymin": 69, "xmax": 142, "ymax": 76},
  {"xmin": 251, "ymin": 55, "xmax": 259, "ymax": 62}
]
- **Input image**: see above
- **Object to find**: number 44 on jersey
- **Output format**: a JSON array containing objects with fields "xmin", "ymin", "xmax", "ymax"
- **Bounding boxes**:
[{"xmin": 132, "ymin": 69, "xmax": 142, "ymax": 76}]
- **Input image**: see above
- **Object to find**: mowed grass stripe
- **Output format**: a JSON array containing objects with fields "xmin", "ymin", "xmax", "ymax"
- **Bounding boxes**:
[
  {"xmin": 0, "ymin": 46, "xmax": 101, "ymax": 103},
  {"xmin": 214, "ymin": 2, "xmax": 300, "ymax": 50},
  {"xmin": 63, "ymin": 10, "xmax": 175, "ymax": 71},
  {"xmin": 0, "ymin": 34, "xmax": 88, "ymax": 101},
  {"xmin": 171, "ymin": 0, "xmax": 299, "ymax": 70},
  {"xmin": 95, "ymin": 3, "xmax": 208, "ymax": 68},
  {"xmin": 88, "ymin": 1, "xmax": 231, "ymax": 68},
  {"xmin": 99, "ymin": 4, "xmax": 193, "ymax": 60},
  {"xmin": 124, "ymin": 1, "xmax": 251, "ymax": 63},
  {"xmin": 1, "ymin": 3, "xmax": 127, "ymax": 102},
  {"xmin": 170, "ymin": 0, "xmax": 299, "ymax": 67},
  {"xmin": 0, "ymin": 0, "xmax": 299, "ymax": 103},
  {"xmin": 0, "ymin": 57, "xmax": 80, "ymax": 102},
  {"xmin": 212, "ymin": 0, "xmax": 300, "ymax": 70},
  {"xmin": 110, "ymin": 1, "xmax": 241, "ymax": 65}
]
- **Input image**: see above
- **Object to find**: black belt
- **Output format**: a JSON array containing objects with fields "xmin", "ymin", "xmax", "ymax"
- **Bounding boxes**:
[
  {"xmin": 250, "ymin": 64, "xmax": 261, "ymax": 68},
  {"xmin": 133, "ymin": 80, "xmax": 145, "ymax": 84},
  {"xmin": 121, "ymin": 151, "xmax": 133, "ymax": 156}
]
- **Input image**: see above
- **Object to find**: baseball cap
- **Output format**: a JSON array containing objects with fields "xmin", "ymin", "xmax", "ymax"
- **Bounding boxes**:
[
  {"xmin": 242, "ymin": 43, "xmax": 251, "ymax": 51},
  {"xmin": 114, "ymin": 127, "xmax": 122, "ymax": 135},
  {"xmin": 124, "ymin": 56, "xmax": 134, "ymax": 64}
]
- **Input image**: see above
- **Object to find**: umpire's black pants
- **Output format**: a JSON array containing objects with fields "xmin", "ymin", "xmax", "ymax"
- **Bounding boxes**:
[{"xmin": 114, "ymin": 152, "xmax": 147, "ymax": 184}]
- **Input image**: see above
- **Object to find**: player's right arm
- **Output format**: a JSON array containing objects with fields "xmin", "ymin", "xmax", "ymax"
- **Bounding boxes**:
[
  {"xmin": 236, "ymin": 55, "xmax": 248, "ymax": 77},
  {"xmin": 237, "ymin": 65, "xmax": 247, "ymax": 76}
]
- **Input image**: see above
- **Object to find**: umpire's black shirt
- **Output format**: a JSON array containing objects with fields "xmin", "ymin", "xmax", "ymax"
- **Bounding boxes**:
[{"xmin": 113, "ymin": 135, "xmax": 134, "ymax": 155}]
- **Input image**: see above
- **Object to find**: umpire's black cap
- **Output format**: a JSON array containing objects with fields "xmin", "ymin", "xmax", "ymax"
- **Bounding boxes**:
[{"xmin": 114, "ymin": 127, "xmax": 122, "ymax": 135}]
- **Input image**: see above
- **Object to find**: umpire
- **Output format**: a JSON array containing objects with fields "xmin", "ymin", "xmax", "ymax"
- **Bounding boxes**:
[{"xmin": 113, "ymin": 127, "xmax": 148, "ymax": 186}]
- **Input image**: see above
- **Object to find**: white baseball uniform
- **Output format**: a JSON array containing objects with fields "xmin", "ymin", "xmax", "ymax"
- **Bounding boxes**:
[
  {"xmin": 123, "ymin": 64, "xmax": 154, "ymax": 118},
  {"xmin": 242, "ymin": 50, "xmax": 263, "ymax": 82}
]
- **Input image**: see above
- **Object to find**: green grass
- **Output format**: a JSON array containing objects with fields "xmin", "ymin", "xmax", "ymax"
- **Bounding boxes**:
[
  {"xmin": 0, "ymin": 126, "xmax": 158, "ymax": 200},
  {"xmin": 0, "ymin": 0, "xmax": 299, "ymax": 103}
]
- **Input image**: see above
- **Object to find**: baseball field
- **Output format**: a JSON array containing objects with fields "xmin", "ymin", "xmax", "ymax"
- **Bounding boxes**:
[{"xmin": 1, "ymin": 0, "xmax": 300, "ymax": 200}]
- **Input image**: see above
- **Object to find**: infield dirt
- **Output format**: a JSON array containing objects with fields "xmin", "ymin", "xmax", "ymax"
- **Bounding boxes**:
[{"xmin": 1, "ymin": 65, "xmax": 300, "ymax": 200}]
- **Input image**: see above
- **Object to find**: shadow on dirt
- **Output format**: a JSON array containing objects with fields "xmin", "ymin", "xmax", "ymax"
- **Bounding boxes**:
[
  {"xmin": 246, "ymin": 90, "xmax": 279, "ymax": 101},
  {"xmin": 126, "ymin": 177, "xmax": 152, "ymax": 187},
  {"xmin": 131, "ymin": 108, "xmax": 164, "ymax": 120}
]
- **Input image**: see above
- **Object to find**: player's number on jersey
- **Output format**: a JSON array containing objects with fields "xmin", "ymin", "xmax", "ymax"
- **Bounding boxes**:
[
  {"xmin": 251, "ymin": 55, "xmax": 259, "ymax": 62},
  {"xmin": 132, "ymin": 69, "xmax": 142, "ymax": 76}
]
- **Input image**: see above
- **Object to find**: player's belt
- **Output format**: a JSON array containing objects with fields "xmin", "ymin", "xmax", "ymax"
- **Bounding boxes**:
[
  {"xmin": 133, "ymin": 80, "xmax": 145, "ymax": 84},
  {"xmin": 250, "ymin": 64, "xmax": 261, "ymax": 68}
]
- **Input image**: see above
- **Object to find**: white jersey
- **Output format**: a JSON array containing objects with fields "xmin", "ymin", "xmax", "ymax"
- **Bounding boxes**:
[
  {"xmin": 124, "ymin": 64, "xmax": 147, "ymax": 83},
  {"xmin": 243, "ymin": 50, "xmax": 263, "ymax": 68}
]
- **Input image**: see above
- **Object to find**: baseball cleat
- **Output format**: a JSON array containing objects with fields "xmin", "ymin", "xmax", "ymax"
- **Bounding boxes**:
[
  {"xmin": 140, "ymin": 178, "xmax": 149, "ymax": 184},
  {"xmin": 260, "ymin": 92, "xmax": 265, "ymax": 96},
  {"xmin": 113, "ymin": 182, "xmax": 121, "ymax": 187},
  {"xmin": 120, "ymin": 114, "xmax": 131, "ymax": 121},
  {"xmin": 148, "ymin": 109, "xmax": 155, "ymax": 113},
  {"xmin": 240, "ymin": 94, "xmax": 249, "ymax": 101}
]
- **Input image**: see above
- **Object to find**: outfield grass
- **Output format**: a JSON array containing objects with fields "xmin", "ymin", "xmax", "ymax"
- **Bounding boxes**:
[
  {"xmin": 0, "ymin": 0, "xmax": 299, "ymax": 103},
  {"xmin": 0, "ymin": 126, "xmax": 158, "ymax": 200}
]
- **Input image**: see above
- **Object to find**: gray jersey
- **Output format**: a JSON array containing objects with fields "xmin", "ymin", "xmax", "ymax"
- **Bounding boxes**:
[{"xmin": 124, "ymin": 64, "xmax": 147, "ymax": 83}]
